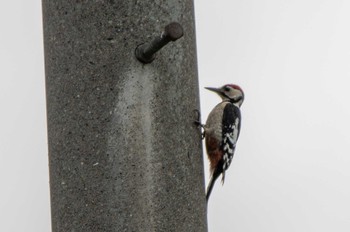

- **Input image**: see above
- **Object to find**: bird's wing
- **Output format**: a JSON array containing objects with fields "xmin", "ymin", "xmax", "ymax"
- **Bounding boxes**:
[{"xmin": 221, "ymin": 103, "xmax": 241, "ymax": 171}]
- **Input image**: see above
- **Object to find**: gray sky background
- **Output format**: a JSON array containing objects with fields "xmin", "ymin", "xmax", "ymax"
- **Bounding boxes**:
[{"xmin": 1, "ymin": 0, "xmax": 350, "ymax": 231}]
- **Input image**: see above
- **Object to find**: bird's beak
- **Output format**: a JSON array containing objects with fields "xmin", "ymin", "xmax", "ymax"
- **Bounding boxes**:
[{"xmin": 205, "ymin": 87, "xmax": 222, "ymax": 94}]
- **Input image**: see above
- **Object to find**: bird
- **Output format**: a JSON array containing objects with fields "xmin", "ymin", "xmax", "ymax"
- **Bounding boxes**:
[{"xmin": 200, "ymin": 84, "xmax": 244, "ymax": 202}]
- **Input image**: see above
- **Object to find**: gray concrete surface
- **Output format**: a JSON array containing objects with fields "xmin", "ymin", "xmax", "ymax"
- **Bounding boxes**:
[{"xmin": 42, "ymin": 1, "xmax": 207, "ymax": 231}]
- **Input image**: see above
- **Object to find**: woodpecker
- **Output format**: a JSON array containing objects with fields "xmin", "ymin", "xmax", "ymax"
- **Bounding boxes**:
[{"xmin": 202, "ymin": 84, "xmax": 244, "ymax": 202}]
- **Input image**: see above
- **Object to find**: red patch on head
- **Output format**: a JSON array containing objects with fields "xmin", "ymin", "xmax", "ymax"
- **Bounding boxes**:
[
  {"xmin": 226, "ymin": 84, "xmax": 243, "ymax": 93},
  {"xmin": 227, "ymin": 84, "xmax": 243, "ymax": 92}
]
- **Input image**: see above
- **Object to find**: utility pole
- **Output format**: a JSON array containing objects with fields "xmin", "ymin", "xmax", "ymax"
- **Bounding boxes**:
[{"xmin": 42, "ymin": 1, "xmax": 207, "ymax": 231}]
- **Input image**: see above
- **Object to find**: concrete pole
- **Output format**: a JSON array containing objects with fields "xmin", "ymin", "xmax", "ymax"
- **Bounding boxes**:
[{"xmin": 42, "ymin": 1, "xmax": 207, "ymax": 231}]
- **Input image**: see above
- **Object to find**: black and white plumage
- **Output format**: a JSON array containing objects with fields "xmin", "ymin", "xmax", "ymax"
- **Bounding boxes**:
[{"xmin": 203, "ymin": 84, "xmax": 244, "ymax": 202}]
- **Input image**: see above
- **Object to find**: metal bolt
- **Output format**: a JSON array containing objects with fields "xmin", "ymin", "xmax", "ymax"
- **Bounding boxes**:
[{"xmin": 135, "ymin": 22, "xmax": 184, "ymax": 64}]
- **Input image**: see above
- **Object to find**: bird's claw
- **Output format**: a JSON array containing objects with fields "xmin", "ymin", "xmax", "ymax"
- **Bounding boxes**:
[{"xmin": 193, "ymin": 109, "xmax": 205, "ymax": 139}]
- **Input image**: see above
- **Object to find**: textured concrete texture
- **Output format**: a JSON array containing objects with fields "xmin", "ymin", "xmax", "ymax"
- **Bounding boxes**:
[{"xmin": 42, "ymin": 1, "xmax": 207, "ymax": 231}]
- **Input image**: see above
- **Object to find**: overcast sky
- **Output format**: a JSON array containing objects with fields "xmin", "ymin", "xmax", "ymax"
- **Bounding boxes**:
[{"xmin": 1, "ymin": 0, "xmax": 350, "ymax": 231}]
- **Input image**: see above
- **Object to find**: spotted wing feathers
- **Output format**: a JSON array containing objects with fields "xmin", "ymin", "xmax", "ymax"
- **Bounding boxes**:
[{"xmin": 222, "ymin": 103, "xmax": 241, "ymax": 171}]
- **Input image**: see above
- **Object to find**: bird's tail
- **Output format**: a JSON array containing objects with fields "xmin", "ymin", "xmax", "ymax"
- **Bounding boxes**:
[{"xmin": 206, "ymin": 168, "xmax": 222, "ymax": 202}]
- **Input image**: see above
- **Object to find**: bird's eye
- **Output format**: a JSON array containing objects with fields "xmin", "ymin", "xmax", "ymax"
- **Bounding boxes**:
[{"xmin": 224, "ymin": 86, "xmax": 231, "ymax": 92}]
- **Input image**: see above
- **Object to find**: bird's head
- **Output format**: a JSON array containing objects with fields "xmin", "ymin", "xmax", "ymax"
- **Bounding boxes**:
[{"xmin": 205, "ymin": 84, "xmax": 244, "ymax": 107}]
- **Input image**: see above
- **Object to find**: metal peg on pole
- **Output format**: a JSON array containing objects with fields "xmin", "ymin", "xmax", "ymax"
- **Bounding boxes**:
[{"xmin": 135, "ymin": 22, "xmax": 184, "ymax": 64}]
